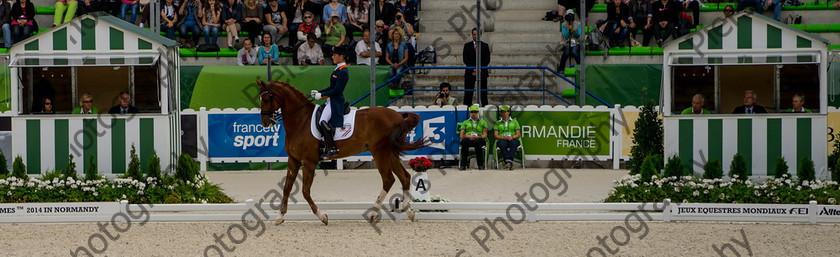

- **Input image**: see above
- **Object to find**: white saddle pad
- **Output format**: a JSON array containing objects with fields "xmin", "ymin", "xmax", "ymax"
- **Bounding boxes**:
[{"xmin": 310, "ymin": 106, "xmax": 357, "ymax": 141}]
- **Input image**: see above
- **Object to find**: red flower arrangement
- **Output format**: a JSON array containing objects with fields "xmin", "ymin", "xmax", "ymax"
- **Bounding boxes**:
[{"xmin": 408, "ymin": 157, "xmax": 433, "ymax": 172}]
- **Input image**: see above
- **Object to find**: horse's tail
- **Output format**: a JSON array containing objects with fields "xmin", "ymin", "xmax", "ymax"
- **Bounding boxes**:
[{"xmin": 389, "ymin": 112, "xmax": 429, "ymax": 155}]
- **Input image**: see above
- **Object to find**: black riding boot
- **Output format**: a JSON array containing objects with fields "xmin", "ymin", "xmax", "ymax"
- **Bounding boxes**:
[{"xmin": 319, "ymin": 121, "xmax": 338, "ymax": 159}]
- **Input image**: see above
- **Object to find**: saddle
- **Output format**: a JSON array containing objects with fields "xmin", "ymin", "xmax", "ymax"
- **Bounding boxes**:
[{"xmin": 313, "ymin": 101, "xmax": 351, "ymax": 125}]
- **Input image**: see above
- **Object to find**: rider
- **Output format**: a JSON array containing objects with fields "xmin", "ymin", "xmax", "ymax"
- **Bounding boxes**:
[{"xmin": 311, "ymin": 45, "xmax": 349, "ymax": 159}]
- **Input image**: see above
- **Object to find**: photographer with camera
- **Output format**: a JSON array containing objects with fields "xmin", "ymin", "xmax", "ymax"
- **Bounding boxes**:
[
  {"xmin": 433, "ymin": 82, "xmax": 458, "ymax": 107},
  {"xmin": 559, "ymin": 10, "xmax": 581, "ymax": 70}
]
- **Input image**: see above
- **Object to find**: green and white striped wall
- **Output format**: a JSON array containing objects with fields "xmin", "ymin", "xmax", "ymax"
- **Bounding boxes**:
[
  {"xmin": 664, "ymin": 115, "xmax": 827, "ymax": 179},
  {"xmin": 11, "ymin": 116, "xmax": 172, "ymax": 175}
]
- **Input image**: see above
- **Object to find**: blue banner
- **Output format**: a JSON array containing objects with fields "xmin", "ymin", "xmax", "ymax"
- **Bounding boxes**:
[
  {"xmin": 208, "ymin": 113, "xmax": 288, "ymax": 158},
  {"xmin": 403, "ymin": 110, "xmax": 463, "ymax": 157}
]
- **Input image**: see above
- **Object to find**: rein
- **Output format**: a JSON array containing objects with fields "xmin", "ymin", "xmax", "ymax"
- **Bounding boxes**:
[{"xmin": 260, "ymin": 88, "xmax": 315, "ymax": 125}]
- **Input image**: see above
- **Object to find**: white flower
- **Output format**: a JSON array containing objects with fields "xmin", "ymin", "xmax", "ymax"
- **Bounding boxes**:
[
  {"xmin": 70, "ymin": 184, "xmax": 77, "ymax": 189},
  {"xmin": 754, "ymin": 191, "xmax": 761, "ymax": 196},
  {"xmin": 692, "ymin": 191, "xmax": 699, "ymax": 196},
  {"xmin": 201, "ymin": 199, "xmax": 208, "ymax": 204},
  {"xmin": 674, "ymin": 187, "xmax": 680, "ymax": 192},
  {"xmin": 829, "ymin": 198, "xmax": 836, "ymax": 204},
  {"xmin": 796, "ymin": 186, "xmax": 802, "ymax": 191},
  {"xmin": 93, "ymin": 192, "xmax": 98, "ymax": 197},
  {"xmin": 703, "ymin": 190, "xmax": 709, "ymax": 194},
  {"xmin": 121, "ymin": 194, "xmax": 127, "ymax": 199},
  {"xmin": 719, "ymin": 193, "xmax": 726, "ymax": 200}
]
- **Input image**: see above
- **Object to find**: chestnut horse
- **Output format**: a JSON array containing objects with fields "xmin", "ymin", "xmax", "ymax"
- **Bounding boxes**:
[{"xmin": 257, "ymin": 80, "xmax": 428, "ymax": 225}]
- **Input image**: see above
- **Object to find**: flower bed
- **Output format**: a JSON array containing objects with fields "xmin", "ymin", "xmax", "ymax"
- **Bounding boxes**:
[
  {"xmin": 0, "ymin": 175, "xmax": 233, "ymax": 204},
  {"xmin": 605, "ymin": 174, "xmax": 840, "ymax": 204}
]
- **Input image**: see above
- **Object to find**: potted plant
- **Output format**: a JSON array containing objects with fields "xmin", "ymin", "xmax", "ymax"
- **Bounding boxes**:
[{"xmin": 408, "ymin": 157, "xmax": 433, "ymax": 201}]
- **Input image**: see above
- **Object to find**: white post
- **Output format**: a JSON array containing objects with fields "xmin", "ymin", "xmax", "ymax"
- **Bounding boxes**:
[
  {"xmin": 809, "ymin": 200, "xmax": 817, "ymax": 224},
  {"xmin": 527, "ymin": 199, "xmax": 537, "ymax": 222},
  {"xmin": 119, "ymin": 200, "xmax": 129, "ymax": 223},
  {"xmin": 612, "ymin": 104, "xmax": 622, "ymax": 169},
  {"xmin": 199, "ymin": 107, "xmax": 208, "ymax": 171},
  {"xmin": 662, "ymin": 199, "xmax": 672, "ymax": 222},
  {"xmin": 338, "ymin": 159, "xmax": 344, "ymax": 170},
  {"xmin": 244, "ymin": 199, "xmax": 255, "ymax": 221}
]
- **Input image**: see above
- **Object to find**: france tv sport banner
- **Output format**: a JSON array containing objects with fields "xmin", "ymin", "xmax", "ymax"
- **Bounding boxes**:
[
  {"xmin": 517, "ymin": 111, "xmax": 611, "ymax": 158},
  {"xmin": 353, "ymin": 110, "xmax": 462, "ymax": 158},
  {"xmin": 208, "ymin": 113, "xmax": 288, "ymax": 159}
]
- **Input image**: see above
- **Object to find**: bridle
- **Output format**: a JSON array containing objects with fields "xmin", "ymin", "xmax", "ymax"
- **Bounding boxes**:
[{"xmin": 259, "ymin": 84, "xmax": 315, "ymax": 126}]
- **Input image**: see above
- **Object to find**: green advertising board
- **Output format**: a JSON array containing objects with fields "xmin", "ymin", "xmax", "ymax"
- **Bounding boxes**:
[
  {"xmin": 180, "ymin": 65, "xmax": 390, "ymax": 110},
  {"xmin": 518, "ymin": 111, "xmax": 612, "ymax": 157}
]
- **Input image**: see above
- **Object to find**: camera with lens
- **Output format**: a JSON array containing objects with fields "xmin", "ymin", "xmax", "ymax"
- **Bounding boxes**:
[
  {"xmin": 564, "ymin": 13, "xmax": 575, "ymax": 23},
  {"xmin": 438, "ymin": 90, "xmax": 448, "ymax": 98}
]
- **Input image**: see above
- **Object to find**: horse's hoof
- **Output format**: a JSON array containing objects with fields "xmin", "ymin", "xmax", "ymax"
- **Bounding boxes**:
[
  {"xmin": 407, "ymin": 210, "xmax": 415, "ymax": 222},
  {"xmin": 321, "ymin": 213, "xmax": 329, "ymax": 225},
  {"xmin": 274, "ymin": 218, "xmax": 285, "ymax": 225},
  {"xmin": 370, "ymin": 212, "xmax": 379, "ymax": 222}
]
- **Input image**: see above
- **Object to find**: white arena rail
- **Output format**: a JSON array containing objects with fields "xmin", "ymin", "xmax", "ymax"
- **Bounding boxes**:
[{"xmin": 4, "ymin": 199, "xmax": 840, "ymax": 224}]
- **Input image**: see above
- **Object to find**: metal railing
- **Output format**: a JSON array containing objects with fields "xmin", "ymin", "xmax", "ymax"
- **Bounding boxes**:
[{"xmin": 350, "ymin": 66, "xmax": 613, "ymax": 108}]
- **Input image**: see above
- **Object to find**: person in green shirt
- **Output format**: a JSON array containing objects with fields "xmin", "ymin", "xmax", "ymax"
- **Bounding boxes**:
[
  {"xmin": 494, "ymin": 105, "xmax": 521, "ymax": 170},
  {"xmin": 71, "ymin": 93, "xmax": 98, "ymax": 114},
  {"xmin": 459, "ymin": 104, "xmax": 488, "ymax": 170},
  {"xmin": 323, "ymin": 11, "xmax": 346, "ymax": 56},
  {"xmin": 681, "ymin": 94, "xmax": 711, "ymax": 115},
  {"xmin": 785, "ymin": 94, "xmax": 812, "ymax": 113}
]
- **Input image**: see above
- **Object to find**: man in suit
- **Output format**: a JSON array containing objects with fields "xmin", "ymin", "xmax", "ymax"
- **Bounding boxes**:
[
  {"xmin": 462, "ymin": 28, "xmax": 490, "ymax": 106},
  {"xmin": 108, "ymin": 91, "xmax": 139, "ymax": 114},
  {"xmin": 732, "ymin": 90, "xmax": 767, "ymax": 114},
  {"xmin": 311, "ymin": 45, "xmax": 349, "ymax": 159}
]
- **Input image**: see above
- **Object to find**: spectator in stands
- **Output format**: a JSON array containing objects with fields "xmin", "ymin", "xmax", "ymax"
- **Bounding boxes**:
[
  {"xmin": 298, "ymin": 32, "xmax": 324, "ymax": 65},
  {"xmin": 304, "ymin": 0, "xmax": 325, "ymax": 21},
  {"xmin": 109, "ymin": 91, "xmax": 139, "ymax": 114},
  {"xmin": 202, "ymin": 0, "xmax": 222, "ymax": 45},
  {"xmin": 385, "ymin": 27, "xmax": 408, "ymax": 88},
  {"xmin": 389, "ymin": 10, "xmax": 414, "ymax": 41},
  {"xmin": 263, "ymin": 0, "xmax": 287, "ymax": 46},
  {"xmin": 606, "ymin": 0, "xmax": 631, "ymax": 47},
  {"xmin": 679, "ymin": 0, "xmax": 699, "ymax": 28},
  {"xmin": 257, "ymin": 32, "xmax": 280, "ymax": 64},
  {"xmin": 374, "ymin": 19, "xmax": 389, "ymax": 65},
  {"xmin": 628, "ymin": 0, "xmax": 653, "ymax": 46},
  {"xmin": 0, "ymin": 0, "xmax": 11, "ymax": 48},
  {"xmin": 222, "ymin": 0, "xmax": 242, "ymax": 49},
  {"xmin": 160, "ymin": 0, "xmax": 177, "ymax": 40},
  {"xmin": 738, "ymin": 0, "xmax": 781, "ymax": 21},
  {"xmin": 53, "ymin": 0, "xmax": 78, "ymax": 27},
  {"xmin": 72, "ymin": 93, "xmax": 98, "ymax": 114},
  {"xmin": 178, "ymin": 0, "xmax": 202, "ymax": 48},
  {"xmin": 240, "ymin": 0, "xmax": 263, "ymax": 45},
  {"xmin": 559, "ymin": 10, "xmax": 581, "ymax": 70},
  {"xmin": 557, "ymin": 0, "xmax": 596, "ymax": 22},
  {"xmin": 9, "ymin": 0, "xmax": 36, "ymax": 45},
  {"xmin": 321, "ymin": 0, "xmax": 345, "ymax": 24},
  {"xmin": 459, "ymin": 104, "xmax": 488, "ymax": 170},
  {"xmin": 785, "ymin": 94, "xmax": 811, "ymax": 113},
  {"xmin": 652, "ymin": 0, "xmax": 679, "ymax": 46},
  {"xmin": 723, "ymin": 4, "xmax": 734, "ymax": 18},
  {"xmin": 494, "ymin": 105, "xmax": 521, "ymax": 170},
  {"xmin": 77, "ymin": 0, "xmax": 103, "ymax": 16},
  {"xmin": 237, "ymin": 38, "xmax": 258, "ymax": 65},
  {"xmin": 374, "ymin": 0, "xmax": 395, "ymax": 26},
  {"xmin": 396, "ymin": 0, "xmax": 418, "ymax": 26},
  {"xmin": 322, "ymin": 11, "xmax": 346, "ymax": 55},
  {"xmin": 433, "ymin": 82, "xmax": 458, "ymax": 107},
  {"xmin": 296, "ymin": 11, "xmax": 321, "ymax": 45},
  {"xmin": 462, "ymin": 28, "xmax": 490, "ymax": 107},
  {"xmin": 285, "ymin": 0, "xmax": 305, "ymax": 47},
  {"xmin": 120, "ymin": 0, "xmax": 139, "ymax": 25},
  {"xmin": 355, "ymin": 29, "xmax": 381, "ymax": 65},
  {"xmin": 732, "ymin": 90, "xmax": 767, "ymax": 114},
  {"xmin": 40, "ymin": 97, "xmax": 55, "ymax": 114},
  {"xmin": 681, "ymin": 94, "xmax": 710, "ymax": 114},
  {"xmin": 345, "ymin": 0, "xmax": 367, "ymax": 41}
]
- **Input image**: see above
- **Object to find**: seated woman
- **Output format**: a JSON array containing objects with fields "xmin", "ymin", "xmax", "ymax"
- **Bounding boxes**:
[
  {"xmin": 178, "ymin": 0, "xmax": 202, "ymax": 48},
  {"xmin": 494, "ymin": 105, "xmax": 521, "ymax": 170},
  {"xmin": 53, "ymin": 0, "xmax": 78, "ymax": 27},
  {"xmin": 322, "ymin": 11, "xmax": 345, "ymax": 55},
  {"xmin": 384, "ymin": 27, "xmax": 407, "ymax": 88},
  {"xmin": 39, "ymin": 97, "xmax": 55, "ymax": 114},
  {"xmin": 9, "ymin": 0, "xmax": 36, "ymax": 44},
  {"xmin": 257, "ymin": 32, "xmax": 279, "ymax": 65},
  {"xmin": 160, "ymin": 0, "xmax": 178, "ymax": 40},
  {"xmin": 201, "ymin": 0, "xmax": 221, "ymax": 45},
  {"xmin": 72, "ymin": 93, "xmax": 98, "ymax": 114},
  {"xmin": 120, "ymin": 0, "xmax": 139, "ymax": 25},
  {"xmin": 606, "ymin": 0, "xmax": 630, "ymax": 47},
  {"xmin": 785, "ymin": 94, "xmax": 812, "ymax": 113}
]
